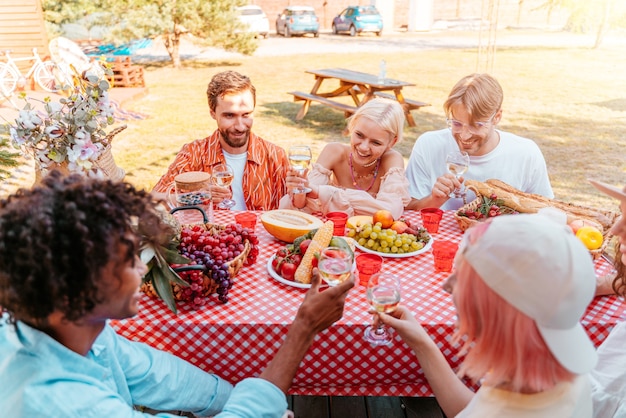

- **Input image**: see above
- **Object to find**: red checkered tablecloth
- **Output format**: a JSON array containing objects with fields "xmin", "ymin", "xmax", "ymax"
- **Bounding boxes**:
[{"xmin": 110, "ymin": 210, "xmax": 624, "ymax": 396}]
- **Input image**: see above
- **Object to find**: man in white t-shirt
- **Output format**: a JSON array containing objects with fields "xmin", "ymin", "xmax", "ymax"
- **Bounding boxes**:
[{"xmin": 405, "ymin": 73, "xmax": 553, "ymax": 211}]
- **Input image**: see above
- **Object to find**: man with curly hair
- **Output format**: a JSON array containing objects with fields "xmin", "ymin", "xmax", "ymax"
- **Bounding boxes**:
[
  {"xmin": 0, "ymin": 171, "xmax": 353, "ymax": 417},
  {"xmin": 153, "ymin": 70, "xmax": 290, "ymax": 211}
]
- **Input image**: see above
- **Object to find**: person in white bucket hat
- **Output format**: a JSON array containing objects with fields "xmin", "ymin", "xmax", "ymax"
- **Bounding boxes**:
[
  {"xmin": 588, "ymin": 179, "xmax": 626, "ymax": 418},
  {"xmin": 379, "ymin": 213, "xmax": 598, "ymax": 417}
]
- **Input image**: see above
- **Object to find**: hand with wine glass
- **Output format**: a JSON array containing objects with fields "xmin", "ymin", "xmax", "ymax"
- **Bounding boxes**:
[
  {"xmin": 364, "ymin": 273, "xmax": 401, "ymax": 346},
  {"xmin": 288, "ymin": 145, "xmax": 312, "ymax": 194},
  {"xmin": 445, "ymin": 150, "xmax": 470, "ymax": 198},
  {"xmin": 211, "ymin": 163, "xmax": 236, "ymax": 210}
]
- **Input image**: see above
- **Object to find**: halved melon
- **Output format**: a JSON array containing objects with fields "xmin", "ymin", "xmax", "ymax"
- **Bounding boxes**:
[
  {"xmin": 347, "ymin": 215, "xmax": 373, "ymax": 229},
  {"xmin": 261, "ymin": 210, "xmax": 324, "ymax": 243}
]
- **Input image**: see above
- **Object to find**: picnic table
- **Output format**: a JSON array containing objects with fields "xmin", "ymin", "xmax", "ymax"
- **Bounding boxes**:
[
  {"xmin": 289, "ymin": 67, "xmax": 430, "ymax": 127},
  {"xmin": 110, "ymin": 210, "xmax": 621, "ymax": 397}
]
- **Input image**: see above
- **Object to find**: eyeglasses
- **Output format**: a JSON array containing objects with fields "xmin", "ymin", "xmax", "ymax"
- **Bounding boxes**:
[{"xmin": 446, "ymin": 112, "xmax": 497, "ymax": 134}]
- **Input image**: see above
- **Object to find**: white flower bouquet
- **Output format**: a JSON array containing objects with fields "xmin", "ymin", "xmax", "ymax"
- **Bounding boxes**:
[{"xmin": 1, "ymin": 63, "xmax": 122, "ymax": 179}]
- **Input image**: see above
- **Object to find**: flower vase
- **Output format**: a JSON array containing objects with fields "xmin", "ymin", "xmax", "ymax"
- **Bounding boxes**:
[{"xmin": 33, "ymin": 127, "xmax": 126, "ymax": 185}]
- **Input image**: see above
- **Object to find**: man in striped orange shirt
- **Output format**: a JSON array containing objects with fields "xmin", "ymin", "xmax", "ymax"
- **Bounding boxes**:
[{"xmin": 153, "ymin": 71, "xmax": 289, "ymax": 211}]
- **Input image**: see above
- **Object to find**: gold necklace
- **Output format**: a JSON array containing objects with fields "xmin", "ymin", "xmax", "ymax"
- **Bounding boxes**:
[{"xmin": 349, "ymin": 153, "xmax": 380, "ymax": 191}]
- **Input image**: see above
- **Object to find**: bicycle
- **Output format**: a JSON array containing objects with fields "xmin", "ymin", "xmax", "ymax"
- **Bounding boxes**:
[{"xmin": 0, "ymin": 48, "xmax": 70, "ymax": 97}]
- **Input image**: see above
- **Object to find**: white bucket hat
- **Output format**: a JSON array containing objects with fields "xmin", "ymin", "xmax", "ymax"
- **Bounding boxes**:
[{"xmin": 460, "ymin": 213, "xmax": 598, "ymax": 374}]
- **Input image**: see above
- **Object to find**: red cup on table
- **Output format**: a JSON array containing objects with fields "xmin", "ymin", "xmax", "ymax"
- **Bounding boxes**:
[
  {"xmin": 431, "ymin": 240, "xmax": 458, "ymax": 273},
  {"xmin": 234, "ymin": 212, "xmax": 257, "ymax": 230},
  {"xmin": 420, "ymin": 208, "xmax": 444, "ymax": 234},
  {"xmin": 326, "ymin": 211, "xmax": 348, "ymax": 236},
  {"xmin": 356, "ymin": 253, "xmax": 384, "ymax": 286}
]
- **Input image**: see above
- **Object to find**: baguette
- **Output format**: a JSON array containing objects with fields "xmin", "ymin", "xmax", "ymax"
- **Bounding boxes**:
[{"xmin": 465, "ymin": 179, "xmax": 618, "ymax": 233}]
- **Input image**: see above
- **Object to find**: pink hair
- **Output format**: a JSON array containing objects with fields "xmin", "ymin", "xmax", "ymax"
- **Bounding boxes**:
[{"xmin": 452, "ymin": 222, "xmax": 576, "ymax": 392}]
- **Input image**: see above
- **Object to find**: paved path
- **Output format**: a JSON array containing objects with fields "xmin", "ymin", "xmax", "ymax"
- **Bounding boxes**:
[{"xmin": 131, "ymin": 28, "xmax": 626, "ymax": 63}]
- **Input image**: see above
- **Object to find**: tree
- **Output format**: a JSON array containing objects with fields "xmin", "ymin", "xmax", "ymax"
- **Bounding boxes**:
[
  {"xmin": 537, "ymin": 0, "xmax": 626, "ymax": 48},
  {"xmin": 42, "ymin": 0, "xmax": 259, "ymax": 68}
]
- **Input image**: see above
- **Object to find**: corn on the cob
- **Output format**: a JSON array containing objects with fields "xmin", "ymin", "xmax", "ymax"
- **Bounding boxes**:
[{"xmin": 295, "ymin": 220, "xmax": 334, "ymax": 284}]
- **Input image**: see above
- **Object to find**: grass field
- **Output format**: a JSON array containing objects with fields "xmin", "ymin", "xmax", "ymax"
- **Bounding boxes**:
[{"xmin": 53, "ymin": 38, "xmax": 626, "ymax": 212}]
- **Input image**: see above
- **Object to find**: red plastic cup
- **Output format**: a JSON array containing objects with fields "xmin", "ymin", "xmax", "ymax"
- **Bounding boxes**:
[
  {"xmin": 234, "ymin": 212, "xmax": 257, "ymax": 230},
  {"xmin": 326, "ymin": 211, "xmax": 349, "ymax": 236},
  {"xmin": 420, "ymin": 208, "xmax": 444, "ymax": 234},
  {"xmin": 356, "ymin": 253, "xmax": 384, "ymax": 286},
  {"xmin": 432, "ymin": 240, "xmax": 459, "ymax": 273}
]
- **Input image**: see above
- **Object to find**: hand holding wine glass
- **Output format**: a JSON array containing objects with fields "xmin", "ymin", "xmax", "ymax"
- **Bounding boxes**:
[
  {"xmin": 364, "ymin": 273, "xmax": 401, "ymax": 346},
  {"xmin": 288, "ymin": 145, "xmax": 312, "ymax": 194},
  {"xmin": 445, "ymin": 150, "xmax": 470, "ymax": 198},
  {"xmin": 211, "ymin": 163, "xmax": 236, "ymax": 210}
]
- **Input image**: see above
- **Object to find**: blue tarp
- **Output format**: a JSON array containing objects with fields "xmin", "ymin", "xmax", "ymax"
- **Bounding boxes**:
[{"xmin": 89, "ymin": 38, "xmax": 153, "ymax": 56}]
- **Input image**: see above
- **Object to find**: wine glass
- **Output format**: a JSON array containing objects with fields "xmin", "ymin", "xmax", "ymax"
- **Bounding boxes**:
[
  {"xmin": 445, "ymin": 151, "xmax": 470, "ymax": 198},
  {"xmin": 364, "ymin": 273, "xmax": 401, "ymax": 347},
  {"xmin": 211, "ymin": 163, "xmax": 236, "ymax": 210},
  {"xmin": 288, "ymin": 145, "xmax": 312, "ymax": 193},
  {"xmin": 318, "ymin": 246, "xmax": 353, "ymax": 287}
]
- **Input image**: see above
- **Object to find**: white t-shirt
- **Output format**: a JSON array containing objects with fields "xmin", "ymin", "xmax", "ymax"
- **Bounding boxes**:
[
  {"xmin": 590, "ymin": 320, "xmax": 626, "ymax": 418},
  {"xmin": 405, "ymin": 129, "xmax": 554, "ymax": 210},
  {"xmin": 457, "ymin": 375, "xmax": 592, "ymax": 418},
  {"xmin": 223, "ymin": 150, "xmax": 247, "ymax": 211}
]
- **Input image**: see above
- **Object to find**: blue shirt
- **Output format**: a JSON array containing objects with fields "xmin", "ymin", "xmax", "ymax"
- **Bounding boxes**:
[{"xmin": 0, "ymin": 319, "xmax": 288, "ymax": 417}]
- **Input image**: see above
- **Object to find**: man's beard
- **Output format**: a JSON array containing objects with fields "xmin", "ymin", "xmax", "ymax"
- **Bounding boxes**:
[{"xmin": 219, "ymin": 128, "xmax": 250, "ymax": 149}]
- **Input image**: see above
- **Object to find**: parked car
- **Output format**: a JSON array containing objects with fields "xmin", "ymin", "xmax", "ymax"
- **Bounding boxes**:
[
  {"xmin": 236, "ymin": 5, "xmax": 270, "ymax": 38},
  {"xmin": 332, "ymin": 6, "xmax": 383, "ymax": 37},
  {"xmin": 275, "ymin": 6, "xmax": 320, "ymax": 38}
]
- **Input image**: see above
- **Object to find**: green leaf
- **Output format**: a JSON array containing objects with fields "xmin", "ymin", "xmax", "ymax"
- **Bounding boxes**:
[
  {"xmin": 161, "ymin": 246, "xmax": 191, "ymax": 264},
  {"xmin": 152, "ymin": 266, "xmax": 177, "ymax": 314},
  {"xmin": 166, "ymin": 265, "xmax": 190, "ymax": 287}
]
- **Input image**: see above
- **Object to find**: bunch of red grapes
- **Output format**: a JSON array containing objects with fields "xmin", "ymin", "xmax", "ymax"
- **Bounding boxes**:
[{"xmin": 176, "ymin": 224, "xmax": 259, "ymax": 306}]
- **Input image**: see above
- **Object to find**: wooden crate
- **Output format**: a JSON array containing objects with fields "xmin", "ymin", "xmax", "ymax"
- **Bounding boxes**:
[{"xmin": 108, "ymin": 57, "xmax": 145, "ymax": 88}]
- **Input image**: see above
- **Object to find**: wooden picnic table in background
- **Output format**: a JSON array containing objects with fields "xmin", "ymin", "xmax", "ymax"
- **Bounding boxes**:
[{"xmin": 289, "ymin": 67, "xmax": 430, "ymax": 127}]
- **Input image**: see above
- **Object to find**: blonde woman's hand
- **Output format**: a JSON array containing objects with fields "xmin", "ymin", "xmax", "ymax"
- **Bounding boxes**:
[{"xmin": 285, "ymin": 168, "xmax": 309, "ymax": 194}]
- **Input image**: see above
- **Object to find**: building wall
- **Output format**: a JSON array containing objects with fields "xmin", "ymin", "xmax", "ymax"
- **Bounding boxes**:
[
  {"xmin": 0, "ymin": 0, "xmax": 49, "ymax": 71},
  {"xmin": 250, "ymin": 0, "xmax": 567, "ymax": 31}
]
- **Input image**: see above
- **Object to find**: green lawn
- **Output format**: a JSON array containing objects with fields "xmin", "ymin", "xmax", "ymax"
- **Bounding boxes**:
[{"xmin": 112, "ymin": 42, "xmax": 626, "ymax": 212}]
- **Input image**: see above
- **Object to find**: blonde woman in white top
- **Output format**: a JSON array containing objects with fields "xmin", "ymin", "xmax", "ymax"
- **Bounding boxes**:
[{"xmin": 279, "ymin": 98, "xmax": 410, "ymax": 218}]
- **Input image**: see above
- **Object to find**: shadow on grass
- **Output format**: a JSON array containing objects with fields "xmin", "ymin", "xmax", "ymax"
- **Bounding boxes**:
[
  {"xmin": 500, "ymin": 111, "xmax": 625, "ymax": 208},
  {"xmin": 590, "ymin": 98, "xmax": 626, "ymax": 112}
]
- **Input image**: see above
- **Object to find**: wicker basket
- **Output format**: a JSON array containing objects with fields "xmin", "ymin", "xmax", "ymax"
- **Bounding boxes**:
[
  {"xmin": 141, "ymin": 206, "xmax": 251, "ymax": 301},
  {"xmin": 34, "ymin": 125, "xmax": 126, "ymax": 185},
  {"xmin": 453, "ymin": 185, "xmax": 485, "ymax": 232},
  {"xmin": 453, "ymin": 184, "xmax": 615, "ymax": 259}
]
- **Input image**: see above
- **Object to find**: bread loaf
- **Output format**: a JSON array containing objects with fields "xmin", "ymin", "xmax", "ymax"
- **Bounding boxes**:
[{"xmin": 464, "ymin": 179, "xmax": 619, "ymax": 233}]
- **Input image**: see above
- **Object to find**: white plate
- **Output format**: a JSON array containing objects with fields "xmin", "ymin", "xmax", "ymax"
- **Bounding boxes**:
[
  {"xmin": 267, "ymin": 256, "xmax": 355, "ymax": 289},
  {"xmin": 354, "ymin": 235, "xmax": 433, "ymax": 258}
]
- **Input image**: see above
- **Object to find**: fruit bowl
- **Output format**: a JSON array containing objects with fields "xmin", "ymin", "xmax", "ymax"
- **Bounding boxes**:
[{"xmin": 140, "ymin": 206, "xmax": 259, "ymax": 312}]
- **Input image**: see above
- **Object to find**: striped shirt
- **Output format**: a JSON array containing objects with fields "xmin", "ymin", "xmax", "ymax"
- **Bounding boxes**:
[{"xmin": 153, "ymin": 130, "xmax": 289, "ymax": 210}]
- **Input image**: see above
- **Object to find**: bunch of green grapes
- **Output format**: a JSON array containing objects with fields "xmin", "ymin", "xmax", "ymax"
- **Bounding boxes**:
[{"xmin": 347, "ymin": 222, "xmax": 425, "ymax": 254}]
